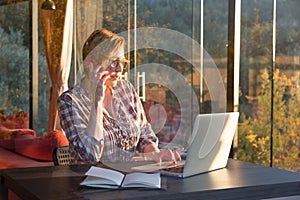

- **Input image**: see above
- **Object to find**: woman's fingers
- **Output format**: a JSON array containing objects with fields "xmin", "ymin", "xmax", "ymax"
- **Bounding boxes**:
[
  {"xmin": 143, "ymin": 147, "xmax": 184, "ymax": 164},
  {"xmin": 176, "ymin": 147, "xmax": 184, "ymax": 154},
  {"xmin": 174, "ymin": 150, "xmax": 181, "ymax": 162},
  {"xmin": 98, "ymin": 71, "xmax": 110, "ymax": 82},
  {"xmin": 93, "ymin": 71, "xmax": 110, "ymax": 100},
  {"xmin": 175, "ymin": 147, "xmax": 184, "ymax": 161},
  {"xmin": 95, "ymin": 63, "xmax": 103, "ymax": 73},
  {"xmin": 159, "ymin": 148, "xmax": 184, "ymax": 163}
]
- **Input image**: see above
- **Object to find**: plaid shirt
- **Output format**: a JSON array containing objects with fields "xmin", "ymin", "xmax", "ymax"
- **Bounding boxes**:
[{"xmin": 57, "ymin": 79, "xmax": 158, "ymax": 164}]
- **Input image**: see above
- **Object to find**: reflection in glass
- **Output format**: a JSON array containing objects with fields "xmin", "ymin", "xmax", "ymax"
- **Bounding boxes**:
[
  {"xmin": 238, "ymin": 0, "xmax": 300, "ymax": 172},
  {"xmin": 0, "ymin": 2, "xmax": 31, "ymax": 115}
]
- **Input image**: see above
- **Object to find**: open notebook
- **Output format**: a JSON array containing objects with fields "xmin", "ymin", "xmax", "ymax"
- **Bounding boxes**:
[{"xmin": 132, "ymin": 112, "xmax": 240, "ymax": 178}]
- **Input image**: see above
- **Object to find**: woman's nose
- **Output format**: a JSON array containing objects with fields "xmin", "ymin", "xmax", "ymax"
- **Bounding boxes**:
[{"xmin": 114, "ymin": 62, "xmax": 123, "ymax": 72}]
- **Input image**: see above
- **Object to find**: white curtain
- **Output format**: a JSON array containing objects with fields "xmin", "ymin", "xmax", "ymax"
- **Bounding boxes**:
[{"xmin": 54, "ymin": 0, "xmax": 73, "ymax": 130}]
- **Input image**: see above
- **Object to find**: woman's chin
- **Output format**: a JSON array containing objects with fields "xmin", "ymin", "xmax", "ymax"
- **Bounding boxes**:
[{"xmin": 106, "ymin": 79, "xmax": 119, "ymax": 88}]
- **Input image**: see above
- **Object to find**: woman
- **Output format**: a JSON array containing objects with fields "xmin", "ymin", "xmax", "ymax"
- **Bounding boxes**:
[{"xmin": 57, "ymin": 29, "xmax": 182, "ymax": 165}]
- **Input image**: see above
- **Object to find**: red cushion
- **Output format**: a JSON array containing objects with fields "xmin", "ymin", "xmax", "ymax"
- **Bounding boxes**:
[
  {"xmin": 15, "ymin": 130, "xmax": 69, "ymax": 161},
  {"xmin": 0, "ymin": 127, "xmax": 36, "ymax": 150},
  {"xmin": 0, "ymin": 111, "xmax": 29, "ymax": 129},
  {"xmin": 0, "ymin": 111, "xmax": 34, "ymax": 150},
  {"xmin": 0, "ymin": 126, "xmax": 36, "ymax": 139}
]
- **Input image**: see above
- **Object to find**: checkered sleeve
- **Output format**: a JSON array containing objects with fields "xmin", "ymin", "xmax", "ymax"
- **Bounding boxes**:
[
  {"xmin": 122, "ymin": 82, "xmax": 158, "ymax": 152},
  {"xmin": 57, "ymin": 92, "xmax": 103, "ymax": 164}
]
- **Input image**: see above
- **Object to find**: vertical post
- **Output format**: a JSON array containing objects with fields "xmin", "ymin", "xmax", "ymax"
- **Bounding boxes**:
[
  {"xmin": 137, "ymin": 72, "xmax": 146, "ymax": 102},
  {"xmin": 30, "ymin": 0, "xmax": 39, "ymax": 131},
  {"xmin": 0, "ymin": 176, "xmax": 8, "ymax": 200},
  {"xmin": 133, "ymin": 0, "xmax": 137, "ymax": 88},
  {"xmin": 270, "ymin": 0, "xmax": 277, "ymax": 167},
  {"xmin": 227, "ymin": 0, "xmax": 241, "ymax": 158},
  {"xmin": 227, "ymin": 0, "xmax": 235, "ymax": 113},
  {"xmin": 127, "ymin": 0, "xmax": 131, "ymax": 82},
  {"xmin": 191, "ymin": 0, "xmax": 196, "ymax": 129},
  {"xmin": 73, "ymin": 0, "xmax": 77, "ymax": 84},
  {"xmin": 234, "ymin": 0, "xmax": 241, "ymax": 113},
  {"xmin": 199, "ymin": 0, "xmax": 204, "ymax": 112}
]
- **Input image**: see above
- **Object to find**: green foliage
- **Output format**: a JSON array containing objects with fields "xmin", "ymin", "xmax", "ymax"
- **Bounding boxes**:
[
  {"xmin": 0, "ymin": 26, "xmax": 30, "ymax": 113},
  {"xmin": 0, "ymin": 24, "xmax": 49, "ymax": 134},
  {"xmin": 0, "ymin": 2, "xmax": 30, "ymax": 46},
  {"xmin": 237, "ymin": 69, "xmax": 300, "ymax": 172}
]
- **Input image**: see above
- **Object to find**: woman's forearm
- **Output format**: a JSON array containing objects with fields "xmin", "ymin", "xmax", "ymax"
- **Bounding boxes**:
[
  {"xmin": 86, "ymin": 97, "xmax": 104, "ymax": 141},
  {"xmin": 143, "ymin": 143, "xmax": 160, "ymax": 153}
]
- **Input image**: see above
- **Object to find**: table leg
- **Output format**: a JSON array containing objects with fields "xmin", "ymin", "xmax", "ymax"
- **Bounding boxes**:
[{"xmin": 0, "ymin": 176, "xmax": 8, "ymax": 200}]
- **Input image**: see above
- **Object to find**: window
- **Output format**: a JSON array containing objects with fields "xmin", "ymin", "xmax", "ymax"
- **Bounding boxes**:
[
  {"xmin": 0, "ymin": 1, "xmax": 49, "ymax": 135},
  {"xmin": 0, "ymin": 2, "xmax": 31, "ymax": 115},
  {"xmin": 75, "ymin": 0, "xmax": 230, "ymax": 149},
  {"xmin": 237, "ymin": 0, "xmax": 300, "ymax": 172},
  {"xmin": 1, "ymin": 0, "xmax": 298, "ymax": 172}
]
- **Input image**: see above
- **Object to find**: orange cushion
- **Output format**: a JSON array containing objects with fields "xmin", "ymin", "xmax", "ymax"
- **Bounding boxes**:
[{"xmin": 15, "ymin": 130, "xmax": 69, "ymax": 161}]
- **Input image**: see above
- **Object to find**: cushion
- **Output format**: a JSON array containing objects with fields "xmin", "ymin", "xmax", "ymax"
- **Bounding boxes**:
[
  {"xmin": 15, "ymin": 130, "xmax": 69, "ymax": 161},
  {"xmin": 0, "ymin": 147, "xmax": 53, "ymax": 169},
  {"xmin": 0, "ymin": 111, "xmax": 32, "ymax": 150},
  {"xmin": 0, "ymin": 126, "xmax": 36, "ymax": 150},
  {"xmin": 0, "ymin": 111, "xmax": 29, "ymax": 129}
]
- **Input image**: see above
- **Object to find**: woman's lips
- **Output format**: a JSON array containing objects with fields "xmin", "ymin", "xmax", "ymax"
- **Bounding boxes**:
[{"xmin": 110, "ymin": 74, "xmax": 119, "ymax": 80}]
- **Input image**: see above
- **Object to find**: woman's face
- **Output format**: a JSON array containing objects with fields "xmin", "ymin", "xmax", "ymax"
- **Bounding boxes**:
[
  {"xmin": 104, "ymin": 56, "xmax": 127, "ymax": 88},
  {"xmin": 84, "ymin": 47, "xmax": 128, "ymax": 89},
  {"xmin": 102, "ymin": 47, "xmax": 128, "ymax": 88}
]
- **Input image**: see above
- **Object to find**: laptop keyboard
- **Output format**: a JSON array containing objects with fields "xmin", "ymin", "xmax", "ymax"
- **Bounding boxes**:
[{"xmin": 131, "ymin": 160, "xmax": 186, "ymax": 172}]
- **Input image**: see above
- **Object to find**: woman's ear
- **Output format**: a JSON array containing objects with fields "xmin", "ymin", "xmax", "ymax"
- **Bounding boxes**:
[
  {"xmin": 83, "ymin": 55, "xmax": 96, "ymax": 68},
  {"xmin": 84, "ymin": 55, "xmax": 96, "ymax": 63}
]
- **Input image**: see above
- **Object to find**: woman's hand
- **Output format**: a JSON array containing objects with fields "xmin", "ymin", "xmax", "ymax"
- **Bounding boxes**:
[
  {"xmin": 143, "ymin": 144, "xmax": 184, "ymax": 164},
  {"xmin": 86, "ymin": 63, "xmax": 110, "ymax": 102},
  {"xmin": 94, "ymin": 70, "xmax": 110, "ymax": 101},
  {"xmin": 151, "ymin": 148, "xmax": 184, "ymax": 164}
]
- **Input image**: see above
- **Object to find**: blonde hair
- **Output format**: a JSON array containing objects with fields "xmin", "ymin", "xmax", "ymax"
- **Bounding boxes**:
[{"xmin": 82, "ymin": 29, "xmax": 125, "ymax": 61}]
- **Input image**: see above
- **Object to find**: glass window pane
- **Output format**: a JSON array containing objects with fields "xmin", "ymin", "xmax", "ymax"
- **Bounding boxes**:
[
  {"xmin": 237, "ymin": 0, "xmax": 300, "ymax": 172},
  {"xmin": 0, "ymin": 2, "xmax": 30, "ymax": 116},
  {"xmin": 238, "ymin": 0, "xmax": 274, "ymax": 167},
  {"xmin": 135, "ymin": 0, "xmax": 228, "ymax": 148},
  {"xmin": 103, "ymin": 0, "xmax": 128, "ymax": 33},
  {"xmin": 37, "ymin": 12, "xmax": 50, "ymax": 135},
  {"xmin": 203, "ymin": 0, "xmax": 228, "ymax": 112},
  {"xmin": 136, "ymin": 0, "xmax": 199, "ymax": 148},
  {"xmin": 274, "ymin": 0, "xmax": 300, "ymax": 172},
  {"xmin": 238, "ymin": 0, "xmax": 300, "ymax": 173}
]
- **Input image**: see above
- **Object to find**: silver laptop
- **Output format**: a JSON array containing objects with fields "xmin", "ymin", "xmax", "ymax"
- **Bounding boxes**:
[{"xmin": 132, "ymin": 112, "xmax": 240, "ymax": 178}]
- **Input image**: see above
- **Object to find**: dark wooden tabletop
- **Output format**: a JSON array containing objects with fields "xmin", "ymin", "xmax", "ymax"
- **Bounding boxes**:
[{"xmin": 1, "ymin": 159, "xmax": 300, "ymax": 200}]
